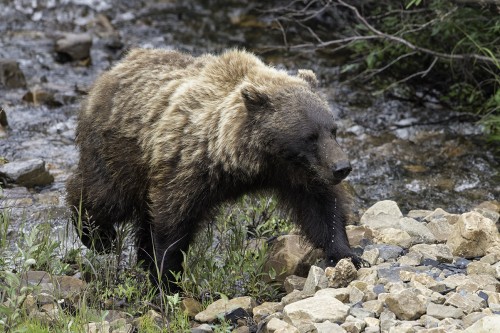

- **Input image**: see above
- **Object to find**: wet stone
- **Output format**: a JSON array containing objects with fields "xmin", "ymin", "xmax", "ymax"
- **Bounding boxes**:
[
  {"xmin": 0, "ymin": 58, "xmax": 26, "ymax": 88},
  {"xmin": 0, "ymin": 159, "xmax": 54, "ymax": 187},
  {"xmin": 55, "ymin": 33, "xmax": 92, "ymax": 62}
]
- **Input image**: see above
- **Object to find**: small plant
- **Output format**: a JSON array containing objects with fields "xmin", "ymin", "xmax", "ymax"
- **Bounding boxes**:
[{"xmin": 176, "ymin": 194, "xmax": 289, "ymax": 302}]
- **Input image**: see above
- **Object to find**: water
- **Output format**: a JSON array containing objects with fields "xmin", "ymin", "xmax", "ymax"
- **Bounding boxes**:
[{"xmin": 0, "ymin": 0, "xmax": 498, "ymax": 239}]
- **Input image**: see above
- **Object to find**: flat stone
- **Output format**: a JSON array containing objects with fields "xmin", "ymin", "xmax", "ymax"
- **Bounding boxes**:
[
  {"xmin": 445, "ymin": 292, "xmax": 485, "ymax": 315},
  {"xmin": 426, "ymin": 219, "xmax": 453, "ymax": 243},
  {"xmin": 426, "ymin": 303, "xmax": 464, "ymax": 320},
  {"xmin": 467, "ymin": 261, "xmax": 496, "ymax": 277},
  {"xmin": 463, "ymin": 314, "xmax": 500, "ymax": 332},
  {"xmin": 462, "ymin": 312, "xmax": 487, "ymax": 328},
  {"xmin": 313, "ymin": 320, "xmax": 346, "ymax": 333},
  {"xmin": 365, "ymin": 244, "xmax": 404, "ymax": 261},
  {"xmin": 283, "ymin": 292, "xmax": 349, "ymax": 327},
  {"xmin": 315, "ymin": 287, "xmax": 351, "ymax": 303}
]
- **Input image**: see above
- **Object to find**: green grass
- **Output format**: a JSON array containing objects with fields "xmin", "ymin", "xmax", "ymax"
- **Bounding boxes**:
[{"xmin": 0, "ymin": 194, "xmax": 291, "ymax": 332}]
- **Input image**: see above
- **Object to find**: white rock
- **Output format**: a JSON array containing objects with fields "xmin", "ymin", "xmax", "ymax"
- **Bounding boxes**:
[
  {"xmin": 266, "ymin": 317, "xmax": 299, "ymax": 333},
  {"xmin": 313, "ymin": 320, "xmax": 346, "ymax": 333},
  {"xmin": 463, "ymin": 314, "xmax": 500, "ymax": 332},
  {"xmin": 283, "ymin": 293, "xmax": 349, "ymax": 328},
  {"xmin": 360, "ymin": 200, "xmax": 403, "ymax": 230},
  {"xmin": 302, "ymin": 265, "xmax": 328, "ymax": 294}
]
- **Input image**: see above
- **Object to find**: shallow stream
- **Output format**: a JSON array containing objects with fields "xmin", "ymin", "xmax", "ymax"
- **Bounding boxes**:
[{"xmin": 0, "ymin": 0, "xmax": 498, "ymax": 242}]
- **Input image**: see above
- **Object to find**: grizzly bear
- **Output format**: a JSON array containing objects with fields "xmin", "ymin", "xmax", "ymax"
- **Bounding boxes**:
[{"xmin": 66, "ymin": 48, "xmax": 363, "ymax": 289}]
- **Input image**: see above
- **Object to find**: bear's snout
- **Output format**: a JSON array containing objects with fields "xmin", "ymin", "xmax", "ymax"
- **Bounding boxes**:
[{"xmin": 332, "ymin": 160, "xmax": 352, "ymax": 181}]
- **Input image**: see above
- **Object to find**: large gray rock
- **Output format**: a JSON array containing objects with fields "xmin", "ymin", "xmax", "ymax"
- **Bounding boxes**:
[{"xmin": 0, "ymin": 159, "xmax": 54, "ymax": 187}]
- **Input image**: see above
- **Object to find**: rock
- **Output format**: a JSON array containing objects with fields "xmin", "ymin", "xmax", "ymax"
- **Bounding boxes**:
[
  {"xmin": 467, "ymin": 261, "xmax": 496, "ymax": 277},
  {"xmin": 313, "ymin": 320, "xmax": 346, "ymax": 333},
  {"xmin": 399, "ymin": 217, "xmax": 436, "ymax": 244},
  {"xmin": 55, "ymin": 33, "xmax": 92, "ymax": 61},
  {"xmin": 253, "ymin": 302, "xmax": 283, "ymax": 323},
  {"xmin": 302, "ymin": 265, "xmax": 328, "ymax": 294},
  {"xmin": 360, "ymin": 200, "xmax": 403, "ymax": 230},
  {"xmin": 361, "ymin": 248, "xmax": 379, "ymax": 266},
  {"xmin": 284, "ymin": 275, "xmax": 307, "ymax": 293},
  {"xmin": 474, "ymin": 207, "xmax": 500, "ymax": 224},
  {"xmin": 379, "ymin": 310, "xmax": 396, "ymax": 332},
  {"xmin": 0, "ymin": 59, "xmax": 26, "ymax": 88},
  {"xmin": 447, "ymin": 212, "xmax": 500, "ymax": 258},
  {"xmin": 445, "ymin": 292, "xmax": 485, "ymax": 314},
  {"xmin": 365, "ymin": 244, "xmax": 404, "ymax": 261},
  {"xmin": 362, "ymin": 300, "xmax": 384, "ymax": 316},
  {"xmin": 265, "ymin": 317, "xmax": 299, "ymax": 333},
  {"xmin": 325, "ymin": 259, "xmax": 358, "ymax": 288},
  {"xmin": 314, "ymin": 287, "xmax": 351, "ymax": 303},
  {"xmin": 0, "ymin": 159, "xmax": 54, "ymax": 187},
  {"xmin": 374, "ymin": 227, "xmax": 412, "ymax": 248},
  {"xmin": 385, "ymin": 289, "xmax": 426, "ymax": 320},
  {"xmin": 346, "ymin": 225, "xmax": 374, "ymax": 247},
  {"xmin": 191, "ymin": 323, "xmax": 213, "ymax": 333},
  {"xmin": 426, "ymin": 219, "xmax": 453, "ymax": 243},
  {"xmin": 398, "ymin": 252, "xmax": 423, "ymax": 266},
  {"xmin": 341, "ymin": 316, "xmax": 366, "ymax": 333},
  {"xmin": 426, "ymin": 302, "xmax": 464, "ymax": 319},
  {"xmin": 85, "ymin": 321, "xmax": 111, "ymax": 333},
  {"xmin": 463, "ymin": 314, "xmax": 500, "ymax": 332},
  {"xmin": 265, "ymin": 235, "xmax": 322, "ymax": 282},
  {"xmin": 194, "ymin": 296, "xmax": 255, "ymax": 323},
  {"xmin": 409, "ymin": 244, "xmax": 453, "ymax": 263},
  {"xmin": 407, "ymin": 209, "xmax": 434, "ymax": 221},
  {"xmin": 181, "ymin": 297, "xmax": 203, "ymax": 318},
  {"xmin": 424, "ymin": 208, "xmax": 459, "ymax": 225},
  {"xmin": 349, "ymin": 284, "xmax": 366, "ymax": 304},
  {"xmin": 462, "ymin": 312, "xmax": 487, "ymax": 328},
  {"xmin": 281, "ymin": 290, "xmax": 311, "ymax": 305},
  {"xmin": 283, "ymin": 292, "xmax": 349, "ymax": 328}
]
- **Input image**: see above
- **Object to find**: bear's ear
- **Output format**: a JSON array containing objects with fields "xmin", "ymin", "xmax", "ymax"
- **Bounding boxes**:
[
  {"xmin": 297, "ymin": 69, "xmax": 318, "ymax": 89},
  {"xmin": 241, "ymin": 85, "xmax": 270, "ymax": 111}
]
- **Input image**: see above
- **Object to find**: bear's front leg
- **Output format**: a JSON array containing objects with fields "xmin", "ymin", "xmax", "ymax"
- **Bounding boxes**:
[{"xmin": 281, "ymin": 186, "xmax": 367, "ymax": 269}]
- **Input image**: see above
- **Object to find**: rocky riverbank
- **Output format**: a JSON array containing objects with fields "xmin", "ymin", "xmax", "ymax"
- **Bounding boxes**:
[{"xmin": 11, "ymin": 200, "xmax": 500, "ymax": 333}]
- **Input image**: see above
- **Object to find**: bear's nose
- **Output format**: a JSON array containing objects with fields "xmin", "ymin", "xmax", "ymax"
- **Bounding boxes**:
[{"xmin": 332, "ymin": 161, "xmax": 352, "ymax": 180}]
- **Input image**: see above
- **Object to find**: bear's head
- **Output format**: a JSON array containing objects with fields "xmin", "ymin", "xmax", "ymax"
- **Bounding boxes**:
[{"xmin": 241, "ymin": 70, "xmax": 351, "ymax": 186}]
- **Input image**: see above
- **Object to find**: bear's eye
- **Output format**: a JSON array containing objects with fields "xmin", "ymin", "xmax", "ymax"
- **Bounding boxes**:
[{"xmin": 330, "ymin": 128, "xmax": 338, "ymax": 137}]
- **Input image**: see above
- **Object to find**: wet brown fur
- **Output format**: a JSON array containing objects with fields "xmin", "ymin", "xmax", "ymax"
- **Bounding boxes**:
[{"xmin": 66, "ymin": 49, "xmax": 362, "ymax": 288}]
